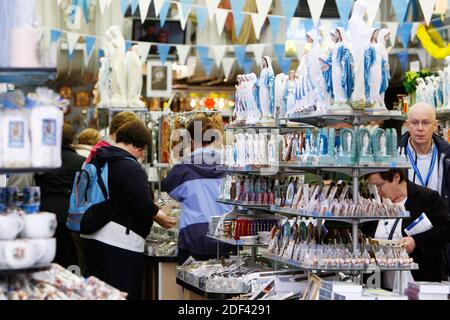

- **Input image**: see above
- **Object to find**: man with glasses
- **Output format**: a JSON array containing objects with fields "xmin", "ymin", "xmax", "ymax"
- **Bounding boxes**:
[{"xmin": 399, "ymin": 102, "xmax": 450, "ymax": 278}]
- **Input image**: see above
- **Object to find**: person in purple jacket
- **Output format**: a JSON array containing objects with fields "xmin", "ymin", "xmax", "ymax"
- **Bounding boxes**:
[{"xmin": 162, "ymin": 115, "xmax": 235, "ymax": 265}]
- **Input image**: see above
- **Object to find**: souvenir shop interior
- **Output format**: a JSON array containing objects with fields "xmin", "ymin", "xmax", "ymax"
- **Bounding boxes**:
[{"xmin": 1, "ymin": 0, "xmax": 450, "ymax": 302}]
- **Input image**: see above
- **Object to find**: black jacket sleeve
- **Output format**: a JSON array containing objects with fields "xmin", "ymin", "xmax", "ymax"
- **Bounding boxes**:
[{"xmin": 410, "ymin": 191, "xmax": 450, "ymax": 260}]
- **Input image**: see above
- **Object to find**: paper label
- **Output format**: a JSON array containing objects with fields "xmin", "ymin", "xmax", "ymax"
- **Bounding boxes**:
[
  {"xmin": 9, "ymin": 121, "xmax": 24, "ymax": 148},
  {"xmin": 42, "ymin": 119, "xmax": 57, "ymax": 145}
]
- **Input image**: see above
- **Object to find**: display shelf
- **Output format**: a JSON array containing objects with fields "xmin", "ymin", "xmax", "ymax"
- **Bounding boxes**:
[
  {"xmin": 175, "ymin": 277, "xmax": 244, "ymax": 299},
  {"xmin": 278, "ymin": 162, "xmax": 410, "ymax": 177},
  {"xmin": 97, "ymin": 106, "xmax": 149, "ymax": 112},
  {"xmin": 206, "ymin": 234, "xmax": 269, "ymax": 247},
  {"xmin": 217, "ymin": 165, "xmax": 306, "ymax": 176},
  {"xmin": 0, "ymin": 264, "xmax": 52, "ymax": 275},
  {"xmin": 0, "ymin": 68, "xmax": 56, "ymax": 86},
  {"xmin": 0, "ymin": 167, "xmax": 60, "ymax": 174},
  {"xmin": 225, "ymin": 123, "xmax": 314, "ymax": 131},
  {"xmin": 216, "ymin": 199, "xmax": 272, "ymax": 209},
  {"xmin": 270, "ymin": 206, "xmax": 410, "ymax": 222},
  {"xmin": 436, "ymin": 109, "xmax": 450, "ymax": 120},
  {"xmin": 282, "ymin": 110, "xmax": 404, "ymax": 127},
  {"xmin": 262, "ymin": 253, "xmax": 419, "ymax": 272}
]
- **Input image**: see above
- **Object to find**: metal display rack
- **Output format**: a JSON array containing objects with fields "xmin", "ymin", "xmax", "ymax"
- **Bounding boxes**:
[{"xmin": 216, "ymin": 107, "xmax": 415, "ymax": 294}]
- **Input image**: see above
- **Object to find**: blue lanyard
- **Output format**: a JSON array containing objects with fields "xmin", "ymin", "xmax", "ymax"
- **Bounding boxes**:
[{"xmin": 406, "ymin": 143, "xmax": 437, "ymax": 187}]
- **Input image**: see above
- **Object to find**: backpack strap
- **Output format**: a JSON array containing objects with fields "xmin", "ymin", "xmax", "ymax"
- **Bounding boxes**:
[{"xmin": 92, "ymin": 160, "xmax": 109, "ymax": 200}]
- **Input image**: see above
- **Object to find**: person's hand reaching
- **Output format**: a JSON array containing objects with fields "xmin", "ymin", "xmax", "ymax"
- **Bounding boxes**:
[{"xmin": 153, "ymin": 210, "xmax": 177, "ymax": 229}]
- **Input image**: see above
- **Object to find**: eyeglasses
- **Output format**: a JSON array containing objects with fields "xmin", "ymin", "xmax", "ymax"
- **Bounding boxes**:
[{"xmin": 408, "ymin": 120, "xmax": 434, "ymax": 129}]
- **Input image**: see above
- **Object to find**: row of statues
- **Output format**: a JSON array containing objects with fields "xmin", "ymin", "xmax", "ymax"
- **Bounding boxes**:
[
  {"xmin": 95, "ymin": 26, "xmax": 145, "ymax": 109},
  {"xmin": 231, "ymin": 0, "xmax": 393, "ymax": 126}
]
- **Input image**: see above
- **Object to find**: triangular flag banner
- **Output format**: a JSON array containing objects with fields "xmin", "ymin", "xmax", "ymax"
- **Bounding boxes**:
[
  {"xmin": 195, "ymin": 7, "xmax": 208, "ymax": 31},
  {"xmin": 418, "ymin": 0, "xmax": 436, "ymax": 25},
  {"xmin": 280, "ymin": 0, "xmax": 298, "ymax": 28},
  {"xmin": 50, "ymin": 29, "xmax": 62, "ymax": 43},
  {"xmin": 410, "ymin": 22, "xmax": 420, "ymax": 41},
  {"xmin": 81, "ymin": 0, "xmax": 91, "ymax": 23},
  {"xmin": 391, "ymin": 0, "xmax": 410, "ymax": 26},
  {"xmin": 303, "ymin": 19, "xmax": 314, "ymax": 33},
  {"xmin": 67, "ymin": 32, "xmax": 80, "ymax": 56},
  {"xmin": 386, "ymin": 22, "xmax": 399, "ymax": 48},
  {"xmin": 278, "ymin": 58, "xmax": 292, "ymax": 74},
  {"xmin": 233, "ymin": 11, "xmax": 245, "ymax": 37},
  {"xmin": 84, "ymin": 35, "xmax": 96, "ymax": 65},
  {"xmin": 154, "ymin": 0, "xmax": 166, "ymax": 17},
  {"xmin": 99, "ymin": 0, "xmax": 111, "ymax": 14},
  {"xmin": 234, "ymin": 45, "xmax": 247, "ymax": 67},
  {"xmin": 68, "ymin": 50, "xmax": 76, "ymax": 61},
  {"xmin": 295, "ymin": 42, "xmax": 305, "ymax": 61},
  {"xmin": 288, "ymin": 17, "xmax": 300, "ymax": 34},
  {"xmin": 243, "ymin": 58, "xmax": 253, "ymax": 74},
  {"xmin": 268, "ymin": 16, "xmax": 282, "ymax": 41},
  {"xmin": 131, "ymin": 0, "xmax": 139, "ymax": 14},
  {"xmin": 206, "ymin": 0, "xmax": 220, "ymax": 22},
  {"xmin": 222, "ymin": 57, "xmax": 235, "ymax": 79},
  {"xmin": 366, "ymin": 0, "xmax": 381, "ymax": 27},
  {"xmin": 202, "ymin": 57, "xmax": 215, "ymax": 76},
  {"xmin": 159, "ymin": 1, "xmax": 170, "ymax": 27},
  {"xmin": 307, "ymin": 0, "xmax": 326, "ymax": 26},
  {"xmin": 397, "ymin": 50, "xmax": 409, "ymax": 71},
  {"xmin": 138, "ymin": 42, "xmax": 151, "ymax": 63},
  {"xmin": 398, "ymin": 22, "xmax": 412, "ymax": 48},
  {"xmin": 250, "ymin": 44, "xmax": 266, "ymax": 64},
  {"xmin": 180, "ymin": 0, "xmax": 192, "ymax": 20},
  {"xmin": 176, "ymin": 44, "xmax": 191, "ymax": 65},
  {"xmin": 196, "ymin": 46, "xmax": 210, "ymax": 63},
  {"xmin": 139, "ymin": 0, "xmax": 151, "ymax": 23},
  {"xmin": 256, "ymin": 0, "xmax": 272, "ymax": 16},
  {"xmin": 215, "ymin": 8, "xmax": 228, "ymax": 36},
  {"xmin": 157, "ymin": 44, "xmax": 171, "ymax": 65},
  {"xmin": 273, "ymin": 44, "xmax": 286, "ymax": 62},
  {"xmin": 121, "ymin": 0, "xmax": 130, "ymax": 16},
  {"xmin": 417, "ymin": 49, "xmax": 428, "ymax": 68},
  {"xmin": 251, "ymin": 13, "xmax": 266, "ymax": 40},
  {"xmin": 335, "ymin": 0, "xmax": 353, "ymax": 25},
  {"xmin": 212, "ymin": 45, "xmax": 227, "ymax": 67},
  {"xmin": 125, "ymin": 41, "xmax": 134, "ymax": 53},
  {"xmin": 230, "ymin": 0, "xmax": 246, "ymax": 14},
  {"xmin": 178, "ymin": 2, "xmax": 190, "ymax": 31}
]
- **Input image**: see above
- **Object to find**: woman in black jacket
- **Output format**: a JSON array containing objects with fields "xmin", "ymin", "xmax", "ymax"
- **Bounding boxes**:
[{"xmin": 362, "ymin": 169, "xmax": 450, "ymax": 282}]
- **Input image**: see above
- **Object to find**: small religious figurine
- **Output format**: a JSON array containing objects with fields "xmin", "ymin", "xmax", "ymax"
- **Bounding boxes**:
[
  {"xmin": 246, "ymin": 133, "xmax": 255, "ymax": 165},
  {"xmin": 258, "ymin": 133, "xmax": 268, "ymax": 166},
  {"xmin": 371, "ymin": 128, "xmax": 391, "ymax": 163},
  {"xmin": 96, "ymin": 57, "xmax": 111, "ymax": 107},
  {"xmin": 442, "ymin": 56, "xmax": 450, "ymax": 109},
  {"xmin": 363, "ymin": 28, "xmax": 382, "ymax": 109},
  {"xmin": 415, "ymin": 78, "xmax": 427, "ymax": 103},
  {"xmin": 378, "ymin": 29, "xmax": 391, "ymax": 108},
  {"xmin": 232, "ymin": 75, "xmax": 246, "ymax": 125},
  {"xmin": 256, "ymin": 56, "xmax": 275, "ymax": 124},
  {"xmin": 105, "ymin": 26, "xmax": 128, "ymax": 107},
  {"xmin": 245, "ymin": 73, "xmax": 262, "ymax": 125},
  {"xmin": 337, "ymin": 128, "xmax": 356, "ymax": 165},
  {"xmin": 284, "ymin": 70, "xmax": 297, "ymax": 116},
  {"xmin": 357, "ymin": 128, "xmax": 373, "ymax": 165}
]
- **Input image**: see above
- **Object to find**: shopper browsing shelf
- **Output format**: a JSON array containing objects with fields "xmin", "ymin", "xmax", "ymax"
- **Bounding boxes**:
[
  {"xmin": 82, "ymin": 120, "xmax": 176, "ymax": 300},
  {"xmin": 74, "ymin": 128, "xmax": 102, "ymax": 158},
  {"xmin": 361, "ymin": 169, "xmax": 450, "ymax": 285},
  {"xmin": 399, "ymin": 102, "xmax": 450, "ymax": 277},
  {"xmin": 162, "ymin": 115, "xmax": 234, "ymax": 265}
]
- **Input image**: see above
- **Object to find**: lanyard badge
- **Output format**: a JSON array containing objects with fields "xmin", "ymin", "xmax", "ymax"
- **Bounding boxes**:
[{"xmin": 406, "ymin": 144, "xmax": 437, "ymax": 187}]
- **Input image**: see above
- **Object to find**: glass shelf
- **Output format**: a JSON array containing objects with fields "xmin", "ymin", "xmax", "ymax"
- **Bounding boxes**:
[
  {"xmin": 216, "ymin": 199, "xmax": 272, "ymax": 210},
  {"xmin": 225, "ymin": 123, "xmax": 314, "ymax": 131},
  {"xmin": 282, "ymin": 110, "xmax": 404, "ymax": 127},
  {"xmin": 0, "ymin": 167, "xmax": 60, "ymax": 174},
  {"xmin": 206, "ymin": 234, "xmax": 269, "ymax": 247},
  {"xmin": 263, "ymin": 253, "xmax": 419, "ymax": 272},
  {"xmin": 270, "ymin": 206, "xmax": 410, "ymax": 222},
  {"xmin": 217, "ymin": 165, "xmax": 301, "ymax": 176},
  {"xmin": 436, "ymin": 109, "xmax": 450, "ymax": 120},
  {"xmin": 175, "ymin": 277, "xmax": 245, "ymax": 299},
  {"xmin": 0, "ymin": 68, "xmax": 56, "ymax": 86},
  {"xmin": 0, "ymin": 263, "xmax": 52, "ymax": 275}
]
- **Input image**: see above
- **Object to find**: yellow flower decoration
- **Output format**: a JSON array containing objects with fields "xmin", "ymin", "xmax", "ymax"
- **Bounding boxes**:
[{"xmin": 416, "ymin": 24, "xmax": 450, "ymax": 60}]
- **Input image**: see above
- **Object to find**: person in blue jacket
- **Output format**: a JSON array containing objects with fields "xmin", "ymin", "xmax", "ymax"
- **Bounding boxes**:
[{"xmin": 162, "ymin": 115, "xmax": 234, "ymax": 265}]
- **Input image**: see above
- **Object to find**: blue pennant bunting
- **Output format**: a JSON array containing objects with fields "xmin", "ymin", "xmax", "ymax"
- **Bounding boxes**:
[
  {"xmin": 121, "ymin": 0, "xmax": 130, "ymax": 16},
  {"xmin": 268, "ymin": 16, "xmax": 282, "ymax": 41},
  {"xmin": 180, "ymin": 0, "xmax": 192, "ymax": 16},
  {"xmin": 131, "ymin": 0, "xmax": 139, "ymax": 15},
  {"xmin": 273, "ymin": 44, "xmax": 286, "ymax": 62},
  {"xmin": 197, "ymin": 46, "xmax": 210, "ymax": 62},
  {"xmin": 398, "ymin": 22, "xmax": 413, "ymax": 48},
  {"xmin": 68, "ymin": 50, "xmax": 76, "ymax": 61},
  {"xmin": 50, "ymin": 29, "xmax": 62, "ymax": 43},
  {"xmin": 195, "ymin": 7, "xmax": 208, "ymax": 31},
  {"xmin": 233, "ymin": 11, "xmax": 245, "ymax": 37},
  {"xmin": 278, "ymin": 58, "xmax": 292, "ymax": 74},
  {"xmin": 157, "ymin": 44, "xmax": 171, "ymax": 65},
  {"xmin": 397, "ymin": 50, "xmax": 409, "ymax": 71},
  {"xmin": 99, "ymin": 49, "xmax": 105, "ymax": 59},
  {"xmin": 335, "ymin": 0, "xmax": 353, "ymax": 25},
  {"xmin": 159, "ymin": 1, "xmax": 171, "ymax": 27},
  {"xmin": 125, "ymin": 41, "xmax": 134, "ymax": 53},
  {"xmin": 243, "ymin": 58, "xmax": 253, "ymax": 74},
  {"xmin": 392, "ymin": 0, "xmax": 410, "ymax": 26},
  {"xmin": 280, "ymin": 0, "xmax": 298, "ymax": 28},
  {"xmin": 233, "ymin": 45, "xmax": 247, "ymax": 67},
  {"xmin": 230, "ymin": 0, "xmax": 246, "ymax": 13},
  {"xmin": 85, "ymin": 36, "xmax": 96, "ymax": 59},
  {"xmin": 303, "ymin": 19, "xmax": 314, "ymax": 33},
  {"xmin": 203, "ymin": 57, "xmax": 215, "ymax": 76},
  {"xmin": 81, "ymin": 0, "xmax": 91, "ymax": 23}
]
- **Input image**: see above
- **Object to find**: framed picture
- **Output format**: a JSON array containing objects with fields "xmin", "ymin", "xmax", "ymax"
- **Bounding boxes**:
[
  {"xmin": 302, "ymin": 274, "xmax": 321, "ymax": 300},
  {"xmin": 147, "ymin": 60, "xmax": 172, "ymax": 98}
]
